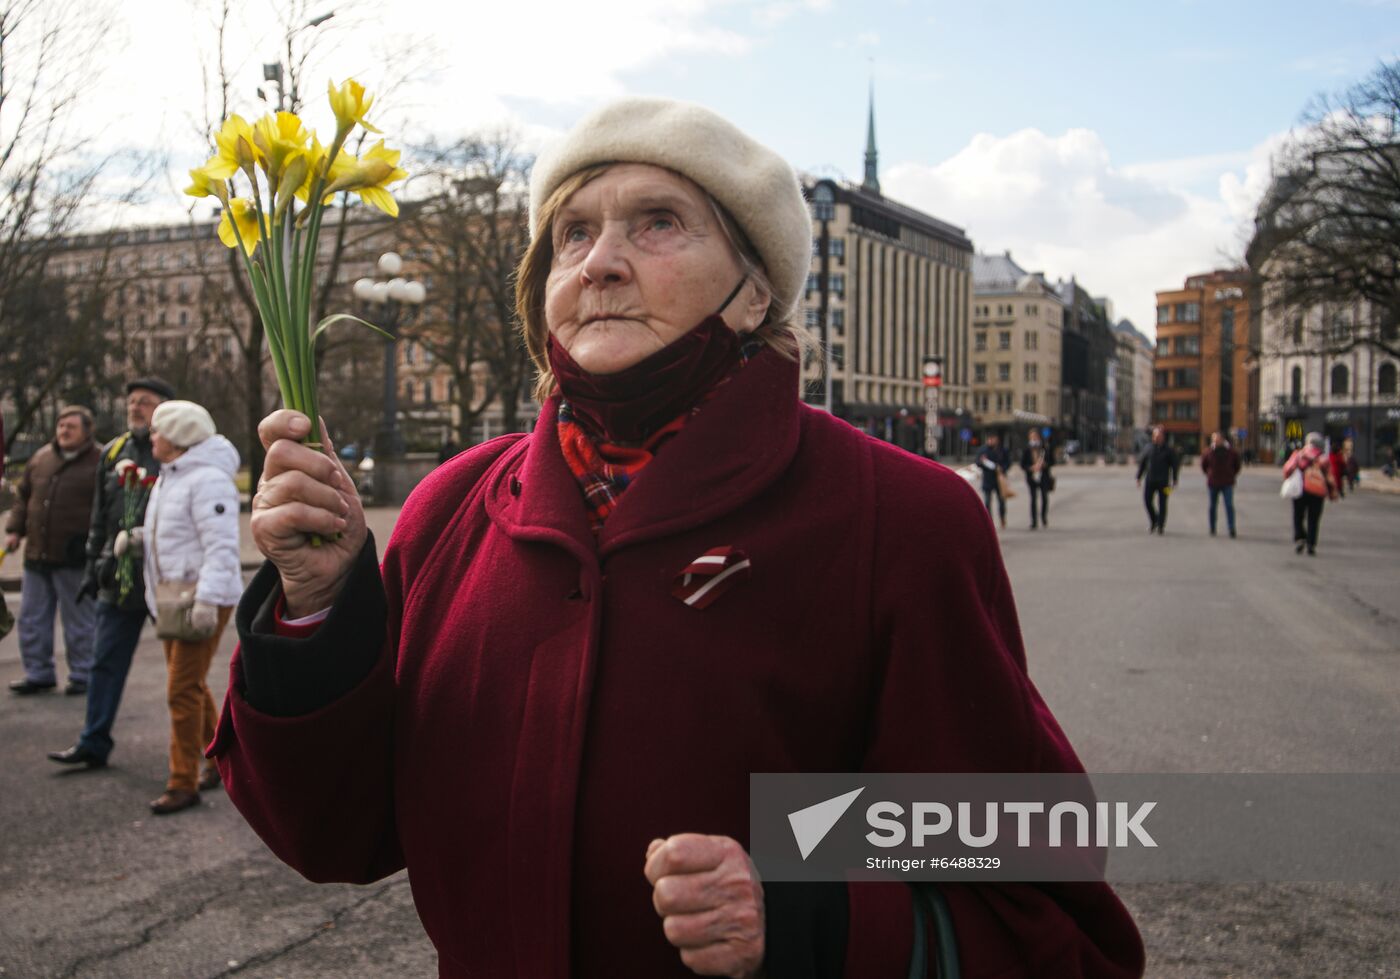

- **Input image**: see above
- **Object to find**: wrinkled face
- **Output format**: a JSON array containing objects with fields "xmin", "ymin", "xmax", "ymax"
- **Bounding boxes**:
[
  {"xmin": 55, "ymin": 414, "xmax": 87, "ymax": 450},
  {"xmin": 127, "ymin": 390, "xmax": 163, "ymax": 431},
  {"xmin": 150, "ymin": 429, "xmax": 183, "ymax": 464},
  {"xmin": 544, "ymin": 164, "xmax": 767, "ymax": 375}
]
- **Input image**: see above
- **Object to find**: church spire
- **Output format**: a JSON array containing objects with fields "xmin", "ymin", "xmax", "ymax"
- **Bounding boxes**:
[{"xmin": 863, "ymin": 79, "xmax": 880, "ymax": 195}]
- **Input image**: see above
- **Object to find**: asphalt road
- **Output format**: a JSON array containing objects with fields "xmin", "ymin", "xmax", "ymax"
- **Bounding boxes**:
[{"xmin": 0, "ymin": 463, "xmax": 1396, "ymax": 978}]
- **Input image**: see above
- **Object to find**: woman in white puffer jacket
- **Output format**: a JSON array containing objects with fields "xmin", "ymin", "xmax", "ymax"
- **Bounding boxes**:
[{"xmin": 140, "ymin": 400, "xmax": 241, "ymax": 815}]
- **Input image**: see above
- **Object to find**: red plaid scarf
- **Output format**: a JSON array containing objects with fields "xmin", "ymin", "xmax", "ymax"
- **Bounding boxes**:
[{"xmin": 557, "ymin": 338, "xmax": 762, "ymax": 535}]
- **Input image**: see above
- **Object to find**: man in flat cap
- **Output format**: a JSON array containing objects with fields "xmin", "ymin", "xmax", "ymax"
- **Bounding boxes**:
[{"xmin": 49, "ymin": 377, "xmax": 174, "ymax": 769}]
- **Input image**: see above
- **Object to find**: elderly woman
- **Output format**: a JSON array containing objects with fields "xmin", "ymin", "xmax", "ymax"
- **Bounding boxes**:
[
  {"xmin": 141, "ymin": 400, "xmax": 242, "ymax": 814},
  {"xmin": 1283, "ymin": 431, "xmax": 1339, "ymax": 556},
  {"xmin": 212, "ymin": 98, "xmax": 1143, "ymax": 977}
]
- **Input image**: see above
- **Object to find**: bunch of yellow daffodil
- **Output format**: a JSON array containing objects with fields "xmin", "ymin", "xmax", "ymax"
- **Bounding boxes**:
[{"xmin": 184, "ymin": 79, "xmax": 407, "ymax": 439}]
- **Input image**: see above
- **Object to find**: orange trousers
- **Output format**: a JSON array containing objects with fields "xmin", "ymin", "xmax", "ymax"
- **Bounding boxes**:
[{"xmin": 162, "ymin": 606, "xmax": 232, "ymax": 793}]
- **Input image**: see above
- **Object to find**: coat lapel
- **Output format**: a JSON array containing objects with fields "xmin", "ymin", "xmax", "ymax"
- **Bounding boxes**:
[
  {"xmin": 486, "ymin": 348, "xmax": 803, "ymax": 559},
  {"xmin": 597, "ymin": 349, "xmax": 801, "ymax": 557}
]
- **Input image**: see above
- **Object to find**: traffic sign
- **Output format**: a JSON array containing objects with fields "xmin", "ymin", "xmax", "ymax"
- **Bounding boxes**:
[
  {"xmin": 960, "ymin": 427, "xmax": 972, "ymax": 442},
  {"xmin": 921, "ymin": 357, "xmax": 943, "ymax": 388}
]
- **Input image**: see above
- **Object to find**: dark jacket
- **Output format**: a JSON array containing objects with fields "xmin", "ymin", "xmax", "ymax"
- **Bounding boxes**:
[
  {"xmin": 1020, "ymin": 444, "xmax": 1053, "ymax": 487},
  {"xmin": 1200, "ymin": 445, "xmax": 1241, "ymax": 489},
  {"xmin": 5, "ymin": 438, "xmax": 100, "ymax": 567},
  {"xmin": 212, "ymin": 351, "xmax": 1144, "ymax": 979},
  {"xmin": 1136, "ymin": 443, "xmax": 1179, "ymax": 486},
  {"xmin": 975, "ymin": 444, "xmax": 1011, "ymax": 490},
  {"xmin": 83, "ymin": 430, "xmax": 161, "ymax": 609}
]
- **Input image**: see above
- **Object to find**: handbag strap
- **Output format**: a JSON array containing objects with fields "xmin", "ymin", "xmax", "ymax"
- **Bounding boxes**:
[{"xmin": 907, "ymin": 885, "xmax": 961, "ymax": 979}]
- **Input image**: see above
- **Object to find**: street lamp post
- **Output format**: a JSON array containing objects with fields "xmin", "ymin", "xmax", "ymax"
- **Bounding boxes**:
[
  {"xmin": 354, "ymin": 252, "xmax": 427, "ymax": 460},
  {"xmin": 258, "ymin": 11, "xmax": 336, "ymax": 112}
]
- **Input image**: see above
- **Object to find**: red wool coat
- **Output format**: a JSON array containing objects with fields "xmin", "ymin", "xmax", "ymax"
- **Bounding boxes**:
[{"xmin": 211, "ymin": 350, "xmax": 1144, "ymax": 978}]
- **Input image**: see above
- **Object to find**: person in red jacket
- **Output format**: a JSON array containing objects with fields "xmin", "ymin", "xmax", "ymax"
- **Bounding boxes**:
[
  {"xmin": 1200, "ymin": 431, "xmax": 1241, "ymax": 538},
  {"xmin": 1284, "ymin": 432, "xmax": 1339, "ymax": 555},
  {"xmin": 1327, "ymin": 439, "xmax": 1348, "ymax": 499},
  {"xmin": 211, "ymin": 98, "xmax": 1144, "ymax": 978}
]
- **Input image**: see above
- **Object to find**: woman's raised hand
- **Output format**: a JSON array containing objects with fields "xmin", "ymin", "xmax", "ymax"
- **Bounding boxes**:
[{"xmin": 250, "ymin": 411, "xmax": 367, "ymax": 618}]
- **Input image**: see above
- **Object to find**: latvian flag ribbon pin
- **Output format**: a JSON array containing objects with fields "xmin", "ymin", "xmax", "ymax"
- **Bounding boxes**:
[{"xmin": 671, "ymin": 546, "xmax": 752, "ymax": 610}]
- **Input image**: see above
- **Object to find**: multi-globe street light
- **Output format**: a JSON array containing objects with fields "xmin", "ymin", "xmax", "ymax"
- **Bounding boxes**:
[{"xmin": 353, "ymin": 252, "xmax": 427, "ymax": 459}]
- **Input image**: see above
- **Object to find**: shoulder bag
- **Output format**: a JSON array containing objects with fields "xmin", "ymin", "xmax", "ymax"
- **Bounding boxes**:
[{"xmin": 148, "ymin": 485, "xmax": 217, "ymax": 642}]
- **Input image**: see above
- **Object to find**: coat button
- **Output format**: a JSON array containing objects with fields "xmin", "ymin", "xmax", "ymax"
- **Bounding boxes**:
[{"xmin": 509, "ymin": 476, "xmax": 522, "ymax": 496}]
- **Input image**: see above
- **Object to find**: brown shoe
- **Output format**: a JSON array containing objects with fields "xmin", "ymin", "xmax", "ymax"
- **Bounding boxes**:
[
  {"xmin": 149, "ymin": 789, "xmax": 201, "ymax": 815},
  {"xmin": 197, "ymin": 767, "xmax": 222, "ymax": 792}
]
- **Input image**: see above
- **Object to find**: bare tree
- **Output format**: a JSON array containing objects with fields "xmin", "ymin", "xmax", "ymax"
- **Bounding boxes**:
[
  {"xmin": 0, "ymin": 0, "xmax": 158, "ymax": 451},
  {"xmin": 398, "ymin": 133, "xmax": 534, "ymax": 444},
  {"xmin": 1247, "ymin": 60, "xmax": 1400, "ymax": 359}
]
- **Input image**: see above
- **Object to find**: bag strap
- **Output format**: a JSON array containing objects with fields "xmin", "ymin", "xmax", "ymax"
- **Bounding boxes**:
[{"xmin": 907, "ymin": 885, "xmax": 961, "ymax": 979}]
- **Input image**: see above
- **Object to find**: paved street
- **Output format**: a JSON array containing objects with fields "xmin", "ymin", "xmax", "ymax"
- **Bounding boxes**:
[{"xmin": 1, "ymin": 464, "xmax": 1397, "ymax": 977}]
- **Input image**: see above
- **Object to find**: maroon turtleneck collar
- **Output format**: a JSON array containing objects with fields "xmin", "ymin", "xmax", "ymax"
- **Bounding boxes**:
[{"xmin": 547, "ymin": 315, "xmax": 745, "ymax": 444}]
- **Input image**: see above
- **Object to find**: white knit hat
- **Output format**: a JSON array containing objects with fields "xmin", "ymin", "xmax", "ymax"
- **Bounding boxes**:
[
  {"xmin": 530, "ymin": 97, "xmax": 811, "ymax": 319},
  {"xmin": 151, "ymin": 400, "xmax": 216, "ymax": 449}
]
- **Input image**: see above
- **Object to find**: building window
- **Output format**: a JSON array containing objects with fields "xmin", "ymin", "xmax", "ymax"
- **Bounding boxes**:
[
  {"xmin": 1220, "ymin": 307, "xmax": 1235, "ymax": 345},
  {"xmin": 805, "ymin": 307, "xmax": 819, "ymax": 328},
  {"xmin": 1291, "ymin": 317, "xmax": 1304, "ymax": 345},
  {"xmin": 998, "ymin": 331, "xmax": 1011, "ymax": 350},
  {"xmin": 1380, "ymin": 362, "xmax": 1398, "ymax": 396},
  {"xmin": 1154, "ymin": 370, "xmax": 1170, "ymax": 389},
  {"xmin": 997, "ymin": 363, "xmax": 1011, "ymax": 382},
  {"xmin": 829, "ymin": 238, "xmax": 845, "ymax": 260},
  {"xmin": 974, "ymin": 392, "xmax": 989, "ymax": 412},
  {"xmin": 1024, "ymin": 393, "xmax": 1037, "ymax": 413},
  {"xmin": 403, "ymin": 381, "xmax": 414, "ymax": 404},
  {"xmin": 1023, "ymin": 363, "xmax": 1038, "ymax": 382},
  {"xmin": 829, "ymin": 273, "xmax": 845, "ymax": 298},
  {"xmin": 1173, "ymin": 368, "xmax": 1201, "ymax": 388},
  {"xmin": 974, "ymin": 363, "xmax": 987, "ymax": 383},
  {"xmin": 975, "ymin": 332, "xmax": 987, "ymax": 352},
  {"xmin": 831, "ymin": 308, "xmax": 844, "ymax": 332},
  {"xmin": 1025, "ymin": 331, "xmax": 1038, "ymax": 350},
  {"xmin": 1291, "ymin": 366, "xmax": 1302, "ymax": 403},
  {"xmin": 1331, "ymin": 364, "xmax": 1349, "ymax": 396},
  {"xmin": 178, "ymin": 311, "xmax": 188, "ymax": 327},
  {"xmin": 1156, "ymin": 337, "xmax": 1170, "ymax": 356},
  {"xmin": 1157, "ymin": 305, "xmax": 1170, "ymax": 324},
  {"xmin": 1174, "ymin": 302, "xmax": 1200, "ymax": 323},
  {"xmin": 1174, "ymin": 335, "xmax": 1200, "ymax": 356},
  {"xmin": 806, "ymin": 273, "xmax": 819, "ymax": 295},
  {"xmin": 404, "ymin": 341, "xmax": 416, "ymax": 365},
  {"xmin": 1172, "ymin": 401, "xmax": 1198, "ymax": 420}
]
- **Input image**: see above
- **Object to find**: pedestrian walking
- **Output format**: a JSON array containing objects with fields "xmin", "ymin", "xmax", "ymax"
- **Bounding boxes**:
[
  {"xmin": 48, "ymin": 377, "xmax": 173, "ymax": 771},
  {"xmin": 976, "ymin": 432, "xmax": 1012, "ymax": 528},
  {"xmin": 1200, "ymin": 431, "xmax": 1241, "ymax": 538},
  {"xmin": 141, "ymin": 401, "xmax": 241, "ymax": 815},
  {"xmin": 1328, "ymin": 439, "xmax": 1348, "ymax": 499},
  {"xmin": 4, "ymin": 407, "xmax": 100, "ymax": 694},
  {"xmin": 210, "ymin": 98, "xmax": 1143, "ymax": 977},
  {"xmin": 1283, "ymin": 432, "xmax": 1338, "ymax": 556},
  {"xmin": 1020, "ymin": 431, "xmax": 1054, "ymax": 529},
  {"xmin": 1136, "ymin": 425, "xmax": 1180, "ymax": 534},
  {"xmin": 1343, "ymin": 438, "xmax": 1359, "ymax": 492}
]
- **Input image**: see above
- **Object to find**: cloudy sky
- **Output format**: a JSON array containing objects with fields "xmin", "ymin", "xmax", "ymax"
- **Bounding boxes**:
[{"xmin": 29, "ymin": 0, "xmax": 1400, "ymax": 335}]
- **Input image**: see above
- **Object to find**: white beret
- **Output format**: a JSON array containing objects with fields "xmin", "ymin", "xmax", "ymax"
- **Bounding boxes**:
[
  {"xmin": 151, "ymin": 400, "xmax": 216, "ymax": 449},
  {"xmin": 530, "ymin": 96, "xmax": 811, "ymax": 319}
]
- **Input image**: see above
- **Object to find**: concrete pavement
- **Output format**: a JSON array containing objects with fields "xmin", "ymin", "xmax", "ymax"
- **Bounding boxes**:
[{"xmin": 1, "ymin": 470, "xmax": 1397, "ymax": 977}]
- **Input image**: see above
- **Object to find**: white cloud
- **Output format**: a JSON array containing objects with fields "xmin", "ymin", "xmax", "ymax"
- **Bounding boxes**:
[
  {"xmin": 753, "ymin": 0, "xmax": 833, "ymax": 28},
  {"xmin": 883, "ymin": 127, "xmax": 1285, "ymax": 336}
]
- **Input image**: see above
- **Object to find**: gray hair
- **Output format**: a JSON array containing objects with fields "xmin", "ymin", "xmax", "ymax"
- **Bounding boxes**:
[{"xmin": 1306, "ymin": 432, "xmax": 1325, "ymax": 449}]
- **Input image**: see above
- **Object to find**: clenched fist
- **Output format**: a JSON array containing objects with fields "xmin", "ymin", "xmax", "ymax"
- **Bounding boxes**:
[{"xmin": 645, "ymin": 834, "xmax": 766, "ymax": 978}]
